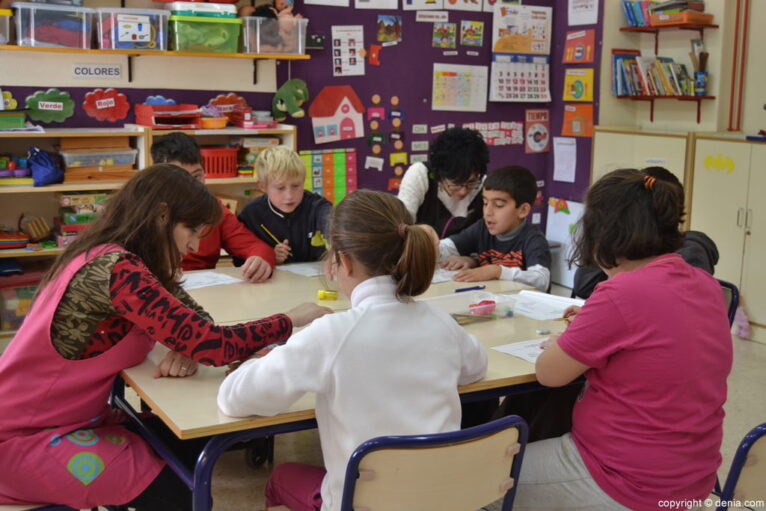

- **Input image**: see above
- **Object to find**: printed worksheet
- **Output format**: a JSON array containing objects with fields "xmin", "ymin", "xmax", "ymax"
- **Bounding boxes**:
[
  {"xmin": 492, "ymin": 338, "xmax": 548, "ymax": 363},
  {"xmin": 278, "ymin": 262, "xmax": 325, "ymax": 278},
  {"xmin": 181, "ymin": 272, "xmax": 243, "ymax": 290}
]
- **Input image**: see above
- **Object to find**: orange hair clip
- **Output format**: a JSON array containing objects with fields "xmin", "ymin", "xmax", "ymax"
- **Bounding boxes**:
[{"xmin": 643, "ymin": 175, "xmax": 657, "ymax": 190}]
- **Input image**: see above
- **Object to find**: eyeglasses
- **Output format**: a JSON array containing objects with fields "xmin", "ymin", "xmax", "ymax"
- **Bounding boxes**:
[{"xmin": 442, "ymin": 179, "xmax": 482, "ymax": 193}]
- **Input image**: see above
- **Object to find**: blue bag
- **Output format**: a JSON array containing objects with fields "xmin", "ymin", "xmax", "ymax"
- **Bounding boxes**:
[{"xmin": 27, "ymin": 146, "xmax": 64, "ymax": 187}]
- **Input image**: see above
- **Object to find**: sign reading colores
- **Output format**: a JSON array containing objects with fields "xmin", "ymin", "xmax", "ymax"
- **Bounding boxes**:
[{"xmin": 72, "ymin": 64, "xmax": 122, "ymax": 80}]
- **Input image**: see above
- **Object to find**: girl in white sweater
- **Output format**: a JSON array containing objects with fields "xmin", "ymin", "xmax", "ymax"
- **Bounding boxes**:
[{"xmin": 217, "ymin": 190, "xmax": 488, "ymax": 511}]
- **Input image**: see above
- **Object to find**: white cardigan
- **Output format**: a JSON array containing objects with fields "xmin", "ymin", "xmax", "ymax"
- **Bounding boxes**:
[{"xmin": 217, "ymin": 275, "xmax": 488, "ymax": 511}]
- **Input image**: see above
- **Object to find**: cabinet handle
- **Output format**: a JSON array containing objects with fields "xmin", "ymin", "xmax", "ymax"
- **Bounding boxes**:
[
  {"xmin": 737, "ymin": 208, "xmax": 745, "ymax": 227},
  {"xmin": 746, "ymin": 209, "xmax": 753, "ymax": 228}
]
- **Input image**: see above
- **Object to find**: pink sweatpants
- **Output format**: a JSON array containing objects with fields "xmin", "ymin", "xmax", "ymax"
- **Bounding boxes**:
[{"xmin": 265, "ymin": 462, "xmax": 326, "ymax": 511}]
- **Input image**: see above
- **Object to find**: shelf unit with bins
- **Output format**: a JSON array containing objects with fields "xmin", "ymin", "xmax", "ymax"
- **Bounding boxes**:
[
  {"xmin": 0, "ymin": 45, "xmax": 310, "ymax": 84},
  {"xmin": 616, "ymin": 22, "xmax": 718, "ymax": 124}
]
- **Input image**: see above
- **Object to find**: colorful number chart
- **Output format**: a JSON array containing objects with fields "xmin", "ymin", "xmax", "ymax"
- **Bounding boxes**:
[{"xmin": 300, "ymin": 148, "xmax": 358, "ymax": 205}]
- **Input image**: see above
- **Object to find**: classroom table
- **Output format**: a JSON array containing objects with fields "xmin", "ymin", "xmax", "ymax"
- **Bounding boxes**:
[{"xmin": 115, "ymin": 267, "xmax": 566, "ymax": 511}]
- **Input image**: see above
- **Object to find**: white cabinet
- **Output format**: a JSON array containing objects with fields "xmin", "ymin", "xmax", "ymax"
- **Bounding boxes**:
[{"xmin": 690, "ymin": 135, "xmax": 766, "ymax": 341}]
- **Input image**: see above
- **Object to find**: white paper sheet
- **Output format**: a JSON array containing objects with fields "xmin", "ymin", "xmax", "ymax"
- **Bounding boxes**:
[
  {"xmin": 181, "ymin": 272, "xmax": 243, "ymax": 290},
  {"xmin": 553, "ymin": 137, "xmax": 577, "ymax": 183},
  {"xmin": 568, "ymin": 0, "xmax": 599, "ymax": 26},
  {"xmin": 355, "ymin": 0, "xmax": 397, "ymax": 8},
  {"xmin": 403, "ymin": 0, "xmax": 444, "ymax": 10},
  {"xmin": 279, "ymin": 262, "xmax": 325, "ymax": 277},
  {"xmin": 492, "ymin": 338, "xmax": 548, "ymax": 363},
  {"xmin": 510, "ymin": 290, "xmax": 584, "ymax": 321},
  {"xmin": 432, "ymin": 268, "xmax": 458, "ymax": 283},
  {"xmin": 432, "ymin": 63, "xmax": 488, "ymax": 112}
]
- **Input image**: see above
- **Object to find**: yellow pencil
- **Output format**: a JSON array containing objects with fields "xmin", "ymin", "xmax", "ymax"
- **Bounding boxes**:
[
  {"xmin": 260, "ymin": 224, "xmax": 281, "ymax": 245},
  {"xmin": 553, "ymin": 317, "xmax": 571, "ymax": 322}
]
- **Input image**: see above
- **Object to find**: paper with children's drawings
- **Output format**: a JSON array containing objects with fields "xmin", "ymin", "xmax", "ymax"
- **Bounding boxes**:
[
  {"xmin": 510, "ymin": 290, "xmax": 584, "ymax": 321},
  {"xmin": 278, "ymin": 261, "xmax": 325, "ymax": 278},
  {"xmin": 432, "ymin": 63, "xmax": 488, "ymax": 112},
  {"xmin": 493, "ymin": 338, "xmax": 549, "ymax": 364},
  {"xmin": 553, "ymin": 137, "xmax": 577, "ymax": 183},
  {"xmin": 181, "ymin": 272, "xmax": 243, "ymax": 290}
]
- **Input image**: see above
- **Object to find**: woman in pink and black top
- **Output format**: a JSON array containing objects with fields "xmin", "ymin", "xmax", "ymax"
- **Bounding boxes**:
[
  {"xmin": 511, "ymin": 168, "xmax": 732, "ymax": 511},
  {"xmin": 0, "ymin": 165, "xmax": 330, "ymax": 511}
]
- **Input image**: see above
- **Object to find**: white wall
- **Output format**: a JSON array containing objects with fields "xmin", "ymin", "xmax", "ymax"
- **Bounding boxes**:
[{"xmin": 741, "ymin": 0, "xmax": 766, "ymax": 134}]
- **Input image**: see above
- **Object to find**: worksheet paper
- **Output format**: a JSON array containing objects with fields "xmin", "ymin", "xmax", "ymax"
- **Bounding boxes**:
[
  {"xmin": 492, "ymin": 338, "xmax": 548, "ymax": 363},
  {"xmin": 279, "ymin": 262, "xmax": 325, "ymax": 277},
  {"xmin": 181, "ymin": 272, "xmax": 243, "ymax": 290},
  {"xmin": 568, "ymin": 0, "xmax": 599, "ymax": 26},
  {"xmin": 509, "ymin": 290, "xmax": 584, "ymax": 321},
  {"xmin": 432, "ymin": 268, "xmax": 459, "ymax": 283}
]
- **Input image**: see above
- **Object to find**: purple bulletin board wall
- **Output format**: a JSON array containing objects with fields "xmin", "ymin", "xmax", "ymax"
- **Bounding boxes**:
[{"xmin": 2, "ymin": 0, "xmax": 602, "ymax": 226}]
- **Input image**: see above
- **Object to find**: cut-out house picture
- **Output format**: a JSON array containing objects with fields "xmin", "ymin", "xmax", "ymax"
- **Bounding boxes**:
[{"xmin": 308, "ymin": 85, "xmax": 365, "ymax": 144}]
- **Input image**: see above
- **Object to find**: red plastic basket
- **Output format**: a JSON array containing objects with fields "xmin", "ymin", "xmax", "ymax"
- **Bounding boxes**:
[{"xmin": 200, "ymin": 147, "xmax": 238, "ymax": 178}]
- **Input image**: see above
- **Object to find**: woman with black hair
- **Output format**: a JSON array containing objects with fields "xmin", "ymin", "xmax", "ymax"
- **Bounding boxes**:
[{"xmin": 397, "ymin": 127, "xmax": 489, "ymax": 239}]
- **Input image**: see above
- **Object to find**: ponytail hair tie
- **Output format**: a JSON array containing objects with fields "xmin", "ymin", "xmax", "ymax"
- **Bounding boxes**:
[
  {"xmin": 643, "ymin": 175, "xmax": 656, "ymax": 190},
  {"xmin": 398, "ymin": 223, "xmax": 408, "ymax": 238}
]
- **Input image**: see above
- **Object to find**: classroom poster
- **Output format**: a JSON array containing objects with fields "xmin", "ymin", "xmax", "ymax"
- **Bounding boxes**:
[
  {"xmin": 432, "ymin": 22, "xmax": 457, "ymax": 48},
  {"xmin": 525, "ymin": 108, "xmax": 550, "ymax": 153},
  {"xmin": 462, "ymin": 121, "xmax": 523, "ymax": 146},
  {"xmin": 305, "ymin": 0, "xmax": 349, "ymax": 5},
  {"xmin": 561, "ymin": 103, "xmax": 593, "ymax": 137},
  {"xmin": 432, "ymin": 63, "xmax": 488, "ymax": 112},
  {"xmin": 562, "ymin": 30, "xmax": 595, "ymax": 64},
  {"xmin": 377, "ymin": 15, "xmax": 402, "ymax": 43},
  {"xmin": 545, "ymin": 198, "xmax": 585, "ymax": 288},
  {"xmin": 355, "ymin": 0, "xmax": 397, "ymax": 8},
  {"xmin": 403, "ymin": 0, "xmax": 444, "ymax": 10},
  {"xmin": 483, "ymin": 0, "xmax": 522, "ymax": 13},
  {"xmin": 553, "ymin": 137, "xmax": 577, "ymax": 182},
  {"xmin": 490, "ymin": 4, "xmax": 552, "ymax": 102},
  {"xmin": 332, "ymin": 26, "xmax": 365, "ymax": 77},
  {"xmin": 563, "ymin": 68, "xmax": 594, "ymax": 101},
  {"xmin": 568, "ymin": 0, "xmax": 598, "ymax": 26},
  {"xmin": 460, "ymin": 20, "xmax": 484, "ymax": 47},
  {"xmin": 445, "ymin": 0, "xmax": 483, "ymax": 12}
]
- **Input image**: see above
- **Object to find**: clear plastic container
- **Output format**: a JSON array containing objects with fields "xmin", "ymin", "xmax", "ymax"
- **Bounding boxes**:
[
  {"xmin": 96, "ymin": 7, "xmax": 169, "ymax": 50},
  {"xmin": 418, "ymin": 291, "xmax": 516, "ymax": 318},
  {"xmin": 169, "ymin": 15, "xmax": 241, "ymax": 53},
  {"xmin": 60, "ymin": 149, "xmax": 138, "ymax": 168},
  {"xmin": 166, "ymin": 2, "xmax": 236, "ymax": 18},
  {"xmin": 242, "ymin": 16, "xmax": 307, "ymax": 55},
  {"xmin": 12, "ymin": 2, "xmax": 95, "ymax": 49},
  {"xmin": 0, "ymin": 9, "xmax": 11, "ymax": 45}
]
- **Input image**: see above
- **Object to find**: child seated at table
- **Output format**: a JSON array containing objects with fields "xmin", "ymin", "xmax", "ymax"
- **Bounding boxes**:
[
  {"xmin": 439, "ymin": 165, "xmax": 551, "ymax": 291},
  {"xmin": 218, "ymin": 190, "xmax": 488, "ymax": 511},
  {"xmin": 238, "ymin": 145, "xmax": 333, "ymax": 265}
]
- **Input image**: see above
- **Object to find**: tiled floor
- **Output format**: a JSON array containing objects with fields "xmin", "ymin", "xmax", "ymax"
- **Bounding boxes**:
[{"xmin": 210, "ymin": 287, "xmax": 766, "ymax": 510}]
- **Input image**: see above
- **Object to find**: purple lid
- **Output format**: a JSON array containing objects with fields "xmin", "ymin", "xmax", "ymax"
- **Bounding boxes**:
[
  {"xmin": 0, "ymin": 170, "xmax": 12, "ymax": 178},
  {"xmin": 13, "ymin": 169, "xmax": 30, "ymax": 177}
]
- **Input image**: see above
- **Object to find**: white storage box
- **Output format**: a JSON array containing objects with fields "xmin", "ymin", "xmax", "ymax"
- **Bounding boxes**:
[
  {"xmin": 61, "ymin": 149, "xmax": 138, "ymax": 168},
  {"xmin": 96, "ymin": 8, "xmax": 169, "ymax": 50},
  {"xmin": 12, "ymin": 2, "xmax": 95, "ymax": 49},
  {"xmin": 242, "ymin": 16, "xmax": 307, "ymax": 55}
]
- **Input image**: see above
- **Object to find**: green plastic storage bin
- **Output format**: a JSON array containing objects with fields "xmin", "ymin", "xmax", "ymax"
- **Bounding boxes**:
[{"xmin": 169, "ymin": 15, "xmax": 241, "ymax": 53}]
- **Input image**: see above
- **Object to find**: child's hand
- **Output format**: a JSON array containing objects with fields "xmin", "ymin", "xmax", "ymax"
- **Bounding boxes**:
[
  {"xmin": 154, "ymin": 351, "xmax": 198, "ymax": 378},
  {"xmin": 274, "ymin": 240, "xmax": 292, "ymax": 264},
  {"xmin": 285, "ymin": 302, "xmax": 334, "ymax": 327},
  {"xmin": 562, "ymin": 305, "xmax": 581, "ymax": 322},
  {"xmin": 442, "ymin": 255, "xmax": 477, "ymax": 271},
  {"xmin": 241, "ymin": 256, "xmax": 274, "ymax": 283},
  {"xmin": 540, "ymin": 333, "xmax": 561, "ymax": 351},
  {"xmin": 454, "ymin": 265, "xmax": 501, "ymax": 282}
]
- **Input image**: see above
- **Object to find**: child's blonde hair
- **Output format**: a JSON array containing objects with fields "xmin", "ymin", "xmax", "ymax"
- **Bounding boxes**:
[{"xmin": 255, "ymin": 145, "xmax": 305, "ymax": 184}]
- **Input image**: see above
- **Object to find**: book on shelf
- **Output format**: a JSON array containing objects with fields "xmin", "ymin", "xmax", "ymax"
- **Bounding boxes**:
[
  {"xmin": 649, "ymin": 0, "xmax": 705, "ymax": 13},
  {"xmin": 612, "ymin": 50, "xmax": 697, "ymax": 97},
  {"xmin": 621, "ymin": 0, "xmax": 661, "ymax": 27}
]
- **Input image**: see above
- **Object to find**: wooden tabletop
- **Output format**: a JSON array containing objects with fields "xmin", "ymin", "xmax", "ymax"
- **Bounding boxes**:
[{"xmin": 121, "ymin": 267, "xmax": 557, "ymax": 439}]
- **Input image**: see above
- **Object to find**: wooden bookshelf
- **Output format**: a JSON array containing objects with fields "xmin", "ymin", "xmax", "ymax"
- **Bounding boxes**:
[{"xmin": 619, "ymin": 23, "xmax": 718, "ymax": 54}]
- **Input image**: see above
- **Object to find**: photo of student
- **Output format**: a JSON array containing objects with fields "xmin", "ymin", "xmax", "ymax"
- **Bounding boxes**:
[
  {"xmin": 218, "ymin": 190, "xmax": 487, "ymax": 511},
  {"xmin": 151, "ymin": 133, "xmax": 276, "ymax": 283},
  {"xmin": 238, "ymin": 146, "xmax": 333, "ymax": 264},
  {"xmin": 439, "ymin": 165, "xmax": 551, "ymax": 292},
  {"xmin": 398, "ymin": 127, "xmax": 489, "ymax": 239},
  {"xmin": 504, "ymin": 168, "xmax": 732, "ymax": 510},
  {"xmin": 0, "ymin": 165, "xmax": 331, "ymax": 510}
]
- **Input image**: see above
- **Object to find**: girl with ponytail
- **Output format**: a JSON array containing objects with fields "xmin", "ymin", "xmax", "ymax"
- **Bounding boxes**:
[
  {"xmin": 218, "ymin": 190, "xmax": 488, "ymax": 511},
  {"xmin": 504, "ymin": 168, "xmax": 732, "ymax": 511}
]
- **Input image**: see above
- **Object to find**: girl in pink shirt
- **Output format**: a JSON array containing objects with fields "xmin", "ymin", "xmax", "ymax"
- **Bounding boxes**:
[{"xmin": 510, "ymin": 169, "xmax": 732, "ymax": 511}]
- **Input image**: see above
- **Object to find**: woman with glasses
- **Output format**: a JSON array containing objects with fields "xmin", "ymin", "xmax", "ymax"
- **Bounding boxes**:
[{"xmin": 398, "ymin": 127, "xmax": 489, "ymax": 239}]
